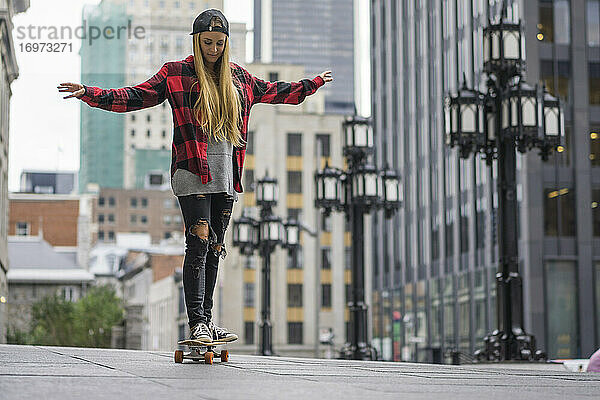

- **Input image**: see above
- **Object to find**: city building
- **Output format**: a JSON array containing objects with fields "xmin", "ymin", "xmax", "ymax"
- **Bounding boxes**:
[
  {"xmin": 9, "ymin": 193, "xmax": 80, "ymax": 247},
  {"xmin": 114, "ymin": 248, "xmax": 184, "ymax": 350},
  {"xmin": 6, "ymin": 234, "xmax": 94, "ymax": 337},
  {"xmin": 91, "ymin": 188, "xmax": 184, "ymax": 246},
  {"xmin": 370, "ymin": 0, "xmax": 600, "ymax": 362},
  {"xmin": 218, "ymin": 62, "xmax": 349, "ymax": 357},
  {"xmin": 0, "ymin": 0, "xmax": 30, "ymax": 344},
  {"xmin": 78, "ymin": 0, "xmax": 227, "ymax": 193},
  {"xmin": 19, "ymin": 170, "xmax": 77, "ymax": 195},
  {"xmin": 253, "ymin": 0, "xmax": 355, "ymax": 114}
]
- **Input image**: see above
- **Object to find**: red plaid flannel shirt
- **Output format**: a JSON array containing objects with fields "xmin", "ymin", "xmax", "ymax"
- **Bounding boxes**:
[{"xmin": 79, "ymin": 55, "xmax": 325, "ymax": 193}]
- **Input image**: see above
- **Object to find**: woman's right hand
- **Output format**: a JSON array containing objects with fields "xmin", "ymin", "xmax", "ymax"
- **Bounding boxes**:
[{"xmin": 57, "ymin": 82, "xmax": 85, "ymax": 99}]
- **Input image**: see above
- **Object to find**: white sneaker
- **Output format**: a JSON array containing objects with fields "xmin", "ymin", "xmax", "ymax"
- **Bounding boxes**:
[
  {"xmin": 190, "ymin": 322, "xmax": 212, "ymax": 343},
  {"xmin": 208, "ymin": 321, "xmax": 238, "ymax": 342}
]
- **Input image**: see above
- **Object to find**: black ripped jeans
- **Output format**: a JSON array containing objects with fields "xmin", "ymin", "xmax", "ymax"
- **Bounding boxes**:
[{"xmin": 177, "ymin": 192, "xmax": 234, "ymax": 329}]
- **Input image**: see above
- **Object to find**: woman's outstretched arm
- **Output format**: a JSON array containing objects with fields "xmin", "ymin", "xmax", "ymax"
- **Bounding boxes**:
[
  {"xmin": 58, "ymin": 63, "xmax": 169, "ymax": 112},
  {"xmin": 249, "ymin": 70, "xmax": 332, "ymax": 106}
]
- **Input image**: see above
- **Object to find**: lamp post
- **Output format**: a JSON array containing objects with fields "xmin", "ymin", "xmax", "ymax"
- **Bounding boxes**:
[
  {"xmin": 314, "ymin": 115, "xmax": 402, "ymax": 360},
  {"xmin": 232, "ymin": 172, "xmax": 301, "ymax": 356},
  {"xmin": 444, "ymin": 5, "xmax": 563, "ymax": 362}
]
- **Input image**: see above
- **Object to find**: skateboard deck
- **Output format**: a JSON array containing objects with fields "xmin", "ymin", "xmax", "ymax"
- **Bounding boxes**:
[{"xmin": 174, "ymin": 338, "xmax": 236, "ymax": 364}]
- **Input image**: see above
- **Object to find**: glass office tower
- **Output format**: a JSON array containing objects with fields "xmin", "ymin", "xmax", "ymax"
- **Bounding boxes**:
[
  {"xmin": 370, "ymin": 0, "xmax": 599, "ymax": 362},
  {"xmin": 253, "ymin": 0, "xmax": 355, "ymax": 114}
]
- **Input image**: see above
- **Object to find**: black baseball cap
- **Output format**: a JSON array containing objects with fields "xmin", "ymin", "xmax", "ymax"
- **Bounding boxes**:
[{"xmin": 189, "ymin": 9, "xmax": 229, "ymax": 36}]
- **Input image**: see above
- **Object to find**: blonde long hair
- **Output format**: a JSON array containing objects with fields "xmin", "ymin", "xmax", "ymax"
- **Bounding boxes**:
[{"xmin": 189, "ymin": 27, "xmax": 244, "ymax": 147}]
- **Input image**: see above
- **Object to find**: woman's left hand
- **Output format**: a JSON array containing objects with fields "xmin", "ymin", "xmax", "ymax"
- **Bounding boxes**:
[{"xmin": 319, "ymin": 71, "xmax": 333, "ymax": 83}]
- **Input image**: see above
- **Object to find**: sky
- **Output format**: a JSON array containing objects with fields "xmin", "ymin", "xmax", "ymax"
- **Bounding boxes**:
[{"xmin": 7, "ymin": 0, "xmax": 369, "ymax": 192}]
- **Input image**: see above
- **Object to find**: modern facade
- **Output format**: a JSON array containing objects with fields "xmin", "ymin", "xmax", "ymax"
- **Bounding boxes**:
[
  {"xmin": 370, "ymin": 0, "xmax": 600, "ymax": 362},
  {"xmin": 253, "ymin": 0, "xmax": 355, "ymax": 114},
  {"xmin": 79, "ymin": 0, "xmax": 225, "ymax": 193},
  {"xmin": 0, "ymin": 0, "xmax": 29, "ymax": 344}
]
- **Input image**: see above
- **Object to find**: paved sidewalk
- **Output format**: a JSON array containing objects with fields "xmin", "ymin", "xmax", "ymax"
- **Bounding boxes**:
[{"xmin": 1, "ymin": 344, "xmax": 599, "ymax": 399}]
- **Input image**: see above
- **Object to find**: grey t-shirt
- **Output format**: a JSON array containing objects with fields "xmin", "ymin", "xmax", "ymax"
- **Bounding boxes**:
[{"xmin": 170, "ymin": 135, "xmax": 239, "ymax": 202}]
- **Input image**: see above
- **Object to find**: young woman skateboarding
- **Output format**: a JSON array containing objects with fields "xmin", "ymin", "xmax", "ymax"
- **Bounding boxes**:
[{"xmin": 58, "ymin": 9, "xmax": 333, "ymax": 344}]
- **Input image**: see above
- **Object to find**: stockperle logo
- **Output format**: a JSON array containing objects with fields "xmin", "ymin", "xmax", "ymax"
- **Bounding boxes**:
[{"xmin": 15, "ymin": 19, "xmax": 147, "ymax": 46}]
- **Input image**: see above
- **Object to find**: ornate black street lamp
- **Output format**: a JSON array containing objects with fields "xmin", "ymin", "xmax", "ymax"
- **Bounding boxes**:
[
  {"xmin": 314, "ymin": 114, "xmax": 402, "ymax": 360},
  {"xmin": 232, "ymin": 172, "xmax": 299, "ymax": 356},
  {"xmin": 444, "ymin": 5, "xmax": 563, "ymax": 362}
]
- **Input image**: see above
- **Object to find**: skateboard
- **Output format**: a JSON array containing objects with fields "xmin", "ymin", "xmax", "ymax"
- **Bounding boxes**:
[{"xmin": 175, "ymin": 339, "xmax": 231, "ymax": 364}]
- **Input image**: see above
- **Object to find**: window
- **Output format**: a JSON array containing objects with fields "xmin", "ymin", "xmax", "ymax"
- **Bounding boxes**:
[
  {"xmin": 244, "ymin": 321, "xmax": 254, "ymax": 344},
  {"xmin": 244, "ymin": 169, "xmax": 254, "ymax": 192},
  {"xmin": 98, "ymin": 214, "xmax": 105, "ymax": 224},
  {"xmin": 321, "ymin": 284, "xmax": 332, "ymax": 308},
  {"xmin": 321, "ymin": 247, "xmax": 331, "ymax": 269},
  {"xmin": 130, "ymin": 214, "xmax": 137, "ymax": 224},
  {"xmin": 588, "ymin": 0, "xmax": 600, "ymax": 46},
  {"xmin": 141, "ymin": 215, "xmax": 148, "ymax": 224},
  {"xmin": 591, "ymin": 128, "xmax": 600, "ymax": 165},
  {"xmin": 540, "ymin": 60, "xmax": 571, "ymax": 103},
  {"xmin": 287, "ymin": 208, "xmax": 302, "ymax": 220},
  {"xmin": 16, "ymin": 222, "xmax": 29, "ymax": 236},
  {"xmin": 164, "ymin": 232, "xmax": 171, "ymax": 239},
  {"xmin": 287, "ymin": 133, "xmax": 302, "ymax": 156},
  {"xmin": 538, "ymin": 0, "xmax": 570, "ymax": 44},
  {"xmin": 316, "ymin": 134, "xmax": 331, "ymax": 157},
  {"xmin": 544, "ymin": 188, "xmax": 576, "ymax": 236},
  {"xmin": 131, "ymin": 114, "xmax": 136, "ymax": 121},
  {"xmin": 287, "ymin": 322, "xmax": 303, "ymax": 344},
  {"xmin": 593, "ymin": 188, "xmax": 600, "ymax": 236},
  {"xmin": 98, "ymin": 196, "xmax": 105, "ymax": 207},
  {"xmin": 268, "ymin": 72, "xmax": 279, "ymax": 82},
  {"xmin": 61, "ymin": 287, "xmax": 76, "ymax": 302},
  {"xmin": 109, "ymin": 197, "xmax": 115, "ymax": 207},
  {"xmin": 131, "ymin": 129, "xmax": 135, "ymax": 137},
  {"xmin": 244, "ymin": 256, "xmax": 257, "ymax": 269},
  {"xmin": 545, "ymin": 260, "xmax": 578, "ymax": 358},
  {"xmin": 147, "ymin": 129, "xmax": 151, "ymax": 138},
  {"xmin": 287, "ymin": 246, "xmax": 303, "ymax": 269},
  {"xmin": 141, "ymin": 197, "xmax": 148, "ymax": 208},
  {"xmin": 244, "ymin": 283, "xmax": 255, "ymax": 307},
  {"xmin": 98, "ymin": 231, "xmax": 105, "ymax": 241},
  {"xmin": 163, "ymin": 198, "xmax": 173, "ymax": 208},
  {"xmin": 163, "ymin": 215, "xmax": 171, "ymax": 225},
  {"xmin": 554, "ymin": 0, "xmax": 571, "ymax": 44},
  {"xmin": 321, "ymin": 213, "xmax": 332, "ymax": 232},
  {"xmin": 246, "ymin": 131, "xmax": 254, "ymax": 154},
  {"xmin": 287, "ymin": 171, "xmax": 302, "ymax": 193},
  {"xmin": 108, "ymin": 231, "xmax": 115, "ymax": 241},
  {"xmin": 162, "ymin": 130, "xmax": 166, "ymax": 138},
  {"xmin": 130, "ymin": 197, "xmax": 138, "ymax": 208},
  {"xmin": 287, "ymin": 284, "xmax": 303, "ymax": 307},
  {"xmin": 345, "ymin": 247, "xmax": 352, "ymax": 270},
  {"xmin": 108, "ymin": 214, "xmax": 115, "ymax": 223},
  {"xmin": 590, "ymin": 63, "xmax": 600, "ymax": 105}
]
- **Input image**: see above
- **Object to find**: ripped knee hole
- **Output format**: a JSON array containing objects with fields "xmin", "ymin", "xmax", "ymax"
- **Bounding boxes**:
[{"xmin": 189, "ymin": 219, "xmax": 209, "ymax": 240}]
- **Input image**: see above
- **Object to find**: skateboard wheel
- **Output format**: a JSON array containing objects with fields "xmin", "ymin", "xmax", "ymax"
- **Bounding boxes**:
[
  {"xmin": 174, "ymin": 350, "xmax": 183, "ymax": 363},
  {"xmin": 205, "ymin": 351, "xmax": 214, "ymax": 365},
  {"xmin": 221, "ymin": 350, "xmax": 228, "ymax": 362}
]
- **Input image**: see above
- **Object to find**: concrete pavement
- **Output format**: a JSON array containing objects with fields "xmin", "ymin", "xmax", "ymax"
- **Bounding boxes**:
[{"xmin": 1, "ymin": 344, "xmax": 599, "ymax": 399}]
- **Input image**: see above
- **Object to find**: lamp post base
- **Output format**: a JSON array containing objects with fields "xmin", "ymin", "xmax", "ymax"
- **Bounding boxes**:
[
  {"xmin": 474, "ymin": 330, "xmax": 546, "ymax": 362},
  {"xmin": 259, "ymin": 320, "xmax": 274, "ymax": 356},
  {"xmin": 338, "ymin": 343, "xmax": 377, "ymax": 361}
]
